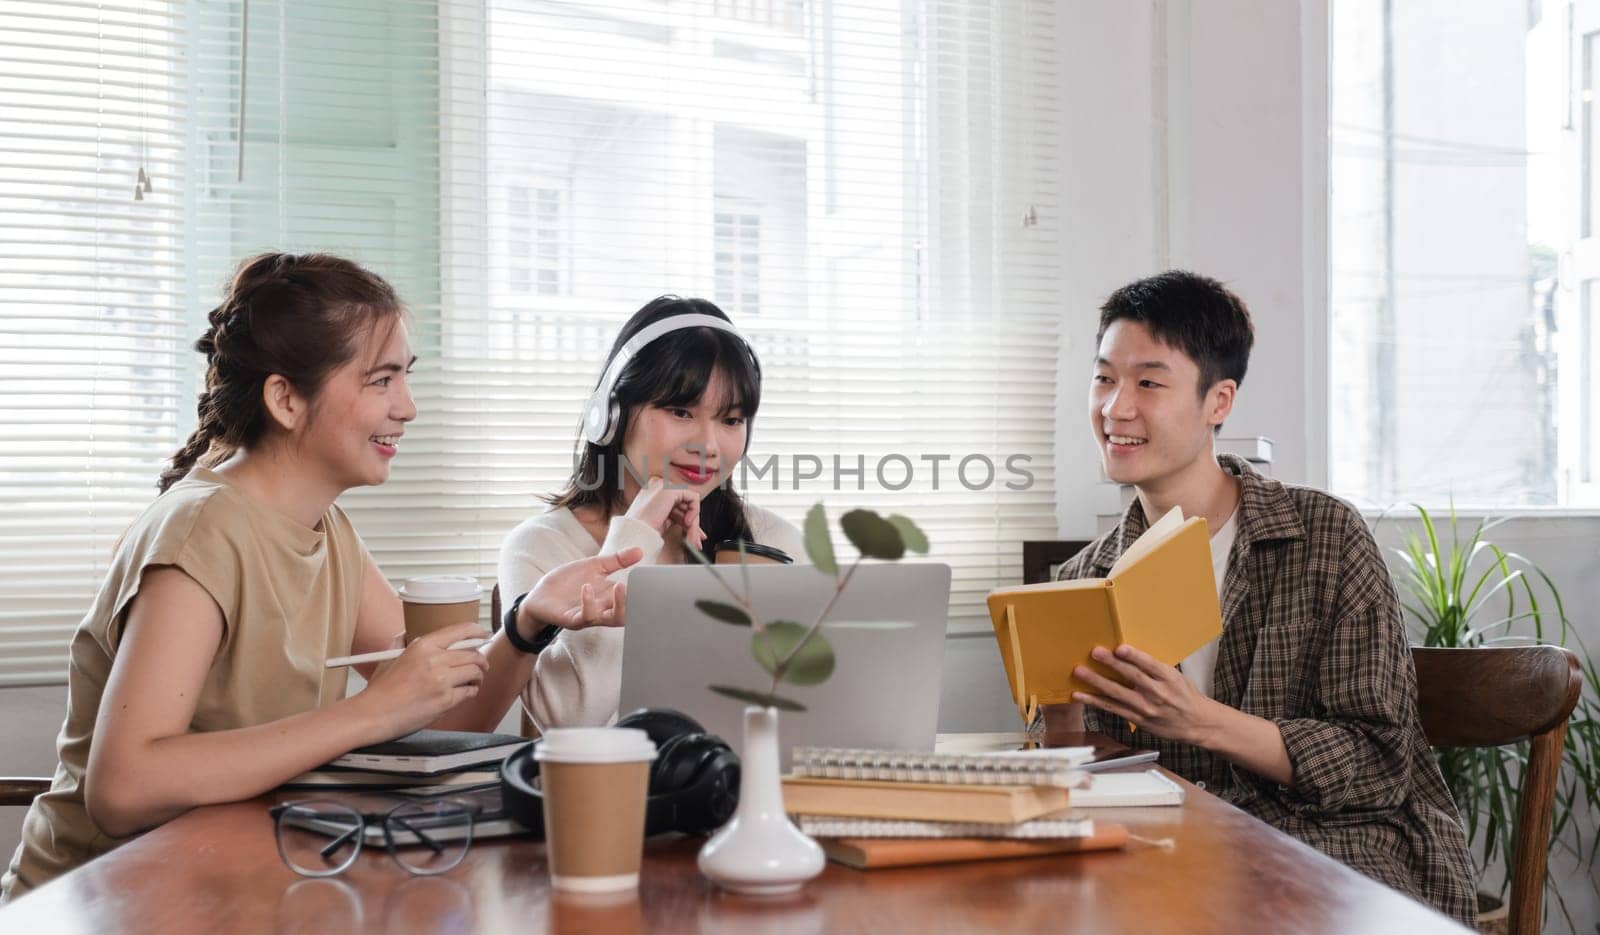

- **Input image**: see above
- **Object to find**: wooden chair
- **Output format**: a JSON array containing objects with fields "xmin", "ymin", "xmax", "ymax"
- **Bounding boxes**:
[
  {"xmin": 1023, "ymin": 539, "xmax": 1095, "ymax": 736},
  {"xmin": 1, "ymin": 778, "xmax": 49, "ymax": 808},
  {"xmin": 490, "ymin": 583, "xmax": 541, "ymax": 738},
  {"xmin": 1022, "ymin": 540, "xmax": 1093, "ymax": 584},
  {"xmin": 1411, "ymin": 645, "xmax": 1582, "ymax": 935}
]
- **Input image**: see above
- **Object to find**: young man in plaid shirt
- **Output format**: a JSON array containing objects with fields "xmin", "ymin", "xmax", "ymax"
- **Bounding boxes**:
[{"xmin": 1056, "ymin": 270, "xmax": 1476, "ymax": 925}]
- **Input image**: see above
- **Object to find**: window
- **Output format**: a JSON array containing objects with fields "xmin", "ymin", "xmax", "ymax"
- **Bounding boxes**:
[
  {"xmin": 505, "ymin": 183, "xmax": 567, "ymax": 296},
  {"xmin": 714, "ymin": 0, "xmax": 806, "ymax": 36},
  {"xmin": 1330, "ymin": 0, "xmax": 1598, "ymax": 507},
  {"xmin": 444, "ymin": 0, "xmax": 1063, "ymax": 634},
  {"xmin": 712, "ymin": 124, "xmax": 808, "ymax": 318},
  {"xmin": 714, "ymin": 203, "xmax": 762, "ymax": 315},
  {"xmin": 0, "ymin": 1, "xmax": 190, "ymax": 686},
  {"xmin": 0, "ymin": 0, "xmax": 1062, "ymax": 683}
]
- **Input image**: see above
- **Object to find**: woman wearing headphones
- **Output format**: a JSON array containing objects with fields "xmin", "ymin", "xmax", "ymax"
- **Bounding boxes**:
[{"xmin": 499, "ymin": 296, "xmax": 805, "ymax": 729}]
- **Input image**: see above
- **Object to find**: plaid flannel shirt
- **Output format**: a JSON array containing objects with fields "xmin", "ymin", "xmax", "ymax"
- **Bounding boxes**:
[{"xmin": 1057, "ymin": 455, "xmax": 1477, "ymax": 925}]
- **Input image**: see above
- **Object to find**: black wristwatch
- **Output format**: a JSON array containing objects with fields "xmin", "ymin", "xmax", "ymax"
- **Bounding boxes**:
[{"xmin": 503, "ymin": 591, "xmax": 562, "ymax": 655}]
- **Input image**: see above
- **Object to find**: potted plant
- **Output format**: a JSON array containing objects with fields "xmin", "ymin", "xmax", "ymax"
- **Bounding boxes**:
[
  {"xmin": 1387, "ymin": 504, "xmax": 1600, "ymax": 932},
  {"xmin": 686, "ymin": 503, "xmax": 929, "ymax": 895}
]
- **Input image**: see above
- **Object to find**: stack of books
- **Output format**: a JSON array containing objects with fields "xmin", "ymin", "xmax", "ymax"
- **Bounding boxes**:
[
  {"xmin": 782, "ymin": 746, "xmax": 1142, "ymax": 869},
  {"xmin": 284, "ymin": 729, "xmax": 528, "ymax": 793}
]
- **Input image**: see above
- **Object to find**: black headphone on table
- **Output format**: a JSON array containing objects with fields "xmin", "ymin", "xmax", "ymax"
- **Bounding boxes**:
[{"xmin": 500, "ymin": 708, "xmax": 741, "ymax": 839}]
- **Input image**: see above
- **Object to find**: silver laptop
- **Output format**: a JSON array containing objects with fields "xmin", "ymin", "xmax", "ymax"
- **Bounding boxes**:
[{"xmin": 619, "ymin": 563, "xmax": 951, "ymax": 768}]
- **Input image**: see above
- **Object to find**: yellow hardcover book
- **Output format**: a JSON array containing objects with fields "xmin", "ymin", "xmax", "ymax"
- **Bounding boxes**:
[
  {"xmin": 985, "ymin": 507, "xmax": 1223, "ymax": 725},
  {"xmin": 780, "ymin": 777, "xmax": 1072, "ymax": 824}
]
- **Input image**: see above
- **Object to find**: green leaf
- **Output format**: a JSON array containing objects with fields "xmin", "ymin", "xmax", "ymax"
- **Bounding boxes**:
[
  {"xmin": 887, "ymin": 514, "xmax": 929, "ymax": 554},
  {"xmin": 695, "ymin": 599, "xmax": 751, "ymax": 626},
  {"xmin": 803, "ymin": 503, "xmax": 838, "ymax": 575},
  {"xmin": 840, "ymin": 508, "xmax": 904, "ymax": 560},
  {"xmin": 736, "ymin": 539, "xmax": 752, "ymax": 602},
  {"xmin": 751, "ymin": 621, "xmax": 836, "ymax": 685},
  {"xmin": 707, "ymin": 684, "xmax": 807, "ymax": 712},
  {"xmin": 685, "ymin": 540, "xmax": 712, "ymax": 566}
]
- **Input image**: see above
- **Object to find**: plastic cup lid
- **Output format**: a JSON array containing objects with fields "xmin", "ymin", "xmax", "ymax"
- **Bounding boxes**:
[
  {"xmin": 534, "ymin": 727, "xmax": 657, "ymax": 764},
  {"xmin": 397, "ymin": 575, "xmax": 483, "ymax": 604}
]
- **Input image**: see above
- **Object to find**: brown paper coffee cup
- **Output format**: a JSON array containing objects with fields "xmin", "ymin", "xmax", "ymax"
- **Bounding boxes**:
[
  {"xmin": 535, "ymin": 728, "xmax": 657, "ymax": 893},
  {"xmin": 397, "ymin": 576, "xmax": 482, "ymax": 642}
]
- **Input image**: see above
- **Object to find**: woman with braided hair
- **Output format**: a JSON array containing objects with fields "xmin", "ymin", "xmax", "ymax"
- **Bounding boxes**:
[{"xmin": 2, "ymin": 253, "xmax": 639, "ymax": 900}]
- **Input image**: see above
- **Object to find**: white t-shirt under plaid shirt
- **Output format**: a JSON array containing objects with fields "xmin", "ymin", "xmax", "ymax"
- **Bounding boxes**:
[{"xmin": 1178, "ymin": 508, "xmax": 1237, "ymax": 698}]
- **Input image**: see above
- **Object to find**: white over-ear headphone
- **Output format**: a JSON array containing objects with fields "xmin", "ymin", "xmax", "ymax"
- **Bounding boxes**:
[{"xmin": 580, "ymin": 313, "xmax": 754, "ymax": 447}]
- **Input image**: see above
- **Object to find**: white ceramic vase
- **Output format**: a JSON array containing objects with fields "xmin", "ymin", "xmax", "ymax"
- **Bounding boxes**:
[{"xmin": 697, "ymin": 706, "xmax": 824, "ymax": 895}]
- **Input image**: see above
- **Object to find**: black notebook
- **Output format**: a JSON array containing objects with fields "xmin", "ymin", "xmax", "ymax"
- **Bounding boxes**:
[
  {"xmin": 328, "ymin": 729, "xmax": 530, "ymax": 776},
  {"xmin": 282, "ymin": 765, "xmax": 503, "ymax": 790}
]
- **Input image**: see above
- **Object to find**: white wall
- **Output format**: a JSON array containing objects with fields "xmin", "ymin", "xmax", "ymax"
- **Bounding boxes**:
[
  {"xmin": 954, "ymin": 0, "xmax": 1334, "ymax": 732},
  {"xmin": 1050, "ymin": 0, "xmax": 1328, "ymax": 505}
]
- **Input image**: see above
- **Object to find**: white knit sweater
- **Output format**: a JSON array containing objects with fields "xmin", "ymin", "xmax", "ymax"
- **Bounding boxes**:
[{"xmin": 498, "ymin": 502, "xmax": 806, "ymax": 730}]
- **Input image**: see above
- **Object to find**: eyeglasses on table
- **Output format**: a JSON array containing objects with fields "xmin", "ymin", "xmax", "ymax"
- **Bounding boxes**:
[{"xmin": 270, "ymin": 797, "xmax": 480, "ymax": 877}]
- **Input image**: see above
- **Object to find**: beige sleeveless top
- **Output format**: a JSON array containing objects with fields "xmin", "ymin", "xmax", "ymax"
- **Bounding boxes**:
[{"xmin": 1, "ymin": 468, "xmax": 366, "ymax": 900}]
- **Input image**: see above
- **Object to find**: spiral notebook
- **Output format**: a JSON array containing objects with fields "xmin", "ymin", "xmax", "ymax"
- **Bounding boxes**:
[
  {"xmin": 790, "ymin": 745, "xmax": 1095, "ymax": 787},
  {"xmin": 796, "ymin": 815, "xmax": 1097, "ymax": 840}
]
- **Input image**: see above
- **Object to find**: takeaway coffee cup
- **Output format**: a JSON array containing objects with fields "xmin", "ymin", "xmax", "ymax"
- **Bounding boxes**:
[
  {"xmin": 397, "ymin": 575, "xmax": 483, "ymax": 643},
  {"xmin": 535, "ymin": 728, "xmax": 658, "ymax": 893},
  {"xmin": 711, "ymin": 540, "xmax": 793, "ymax": 566}
]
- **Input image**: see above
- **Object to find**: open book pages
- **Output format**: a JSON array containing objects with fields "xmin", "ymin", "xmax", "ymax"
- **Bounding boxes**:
[{"xmin": 1107, "ymin": 505, "xmax": 1186, "ymax": 577}]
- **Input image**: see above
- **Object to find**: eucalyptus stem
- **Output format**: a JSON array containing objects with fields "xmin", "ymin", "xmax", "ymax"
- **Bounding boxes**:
[
  {"xmin": 765, "ymin": 556, "xmax": 863, "ymax": 697},
  {"xmin": 696, "ymin": 554, "xmax": 768, "ymax": 634},
  {"xmin": 702, "ymin": 505, "xmax": 927, "ymax": 714}
]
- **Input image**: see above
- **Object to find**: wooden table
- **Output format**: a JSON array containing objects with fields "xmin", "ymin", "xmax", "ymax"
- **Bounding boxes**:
[{"xmin": 0, "ymin": 735, "xmax": 1469, "ymax": 934}]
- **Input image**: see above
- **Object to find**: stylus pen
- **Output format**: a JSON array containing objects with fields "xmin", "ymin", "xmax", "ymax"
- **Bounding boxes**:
[{"xmin": 325, "ymin": 637, "xmax": 489, "ymax": 669}]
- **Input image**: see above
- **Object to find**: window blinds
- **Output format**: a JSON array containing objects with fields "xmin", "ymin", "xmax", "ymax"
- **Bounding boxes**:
[
  {"xmin": 0, "ymin": 0, "xmax": 1061, "ymax": 685},
  {"xmin": 430, "ymin": 0, "xmax": 1063, "ymax": 635},
  {"xmin": 0, "ymin": 1, "xmax": 190, "ymax": 686}
]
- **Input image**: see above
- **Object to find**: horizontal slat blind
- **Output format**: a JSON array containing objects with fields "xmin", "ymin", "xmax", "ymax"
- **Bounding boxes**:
[
  {"xmin": 2, "ymin": 0, "xmax": 1061, "ymax": 686},
  {"xmin": 428, "ymin": 0, "xmax": 1062, "ymax": 634},
  {"xmin": 186, "ymin": 0, "xmax": 459, "ymax": 576},
  {"xmin": 0, "ymin": 1, "xmax": 190, "ymax": 685}
]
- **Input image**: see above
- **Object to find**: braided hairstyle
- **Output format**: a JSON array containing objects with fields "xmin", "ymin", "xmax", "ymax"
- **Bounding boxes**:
[{"xmin": 158, "ymin": 253, "xmax": 403, "ymax": 493}]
